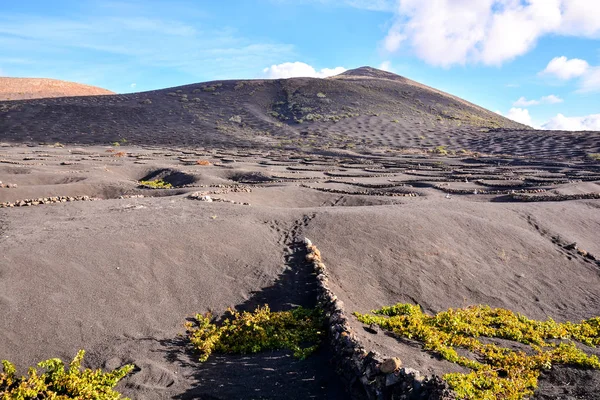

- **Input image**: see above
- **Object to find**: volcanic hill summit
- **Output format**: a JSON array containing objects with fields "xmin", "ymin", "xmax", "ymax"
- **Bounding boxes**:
[{"xmin": 334, "ymin": 66, "xmax": 409, "ymax": 81}]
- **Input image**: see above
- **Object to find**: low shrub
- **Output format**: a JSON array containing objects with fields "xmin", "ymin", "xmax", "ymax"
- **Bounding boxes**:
[
  {"xmin": 196, "ymin": 160, "xmax": 211, "ymax": 166},
  {"xmin": 138, "ymin": 179, "xmax": 173, "ymax": 189},
  {"xmin": 432, "ymin": 145, "xmax": 448, "ymax": 155},
  {"xmin": 355, "ymin": 304, "xmax": 600, "ymax": 400},
  {"xmin": 0, "ymin": 350, "xmax": 133, "ymax": 399},
  {"xmin": 588, "ymin": 153, "xmax": 600, "ymax": 161},
  {"xmin": 186, "ymin": 305, "xmax": 324, "ymax": 362},
  {"xmin": 229, "ymin": 115, "xmax": 242, "ymax": 124}
]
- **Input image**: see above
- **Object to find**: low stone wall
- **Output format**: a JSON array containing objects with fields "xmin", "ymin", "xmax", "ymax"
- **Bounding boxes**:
[
  {"xmin": 0, "ymin": 195, "xmax": 94, "ymax": 208},
  {"xmin": 303, "ymin": 239, "xmax": 454, "ymax": 400},
  {"xmin": 510, "ymin": 192, "xmax": 600, "ymax": 202},
  {"xmin": 324, "ymin": 172, "xmax": 396, "ymax": 178},
  {"xmin": 333, "ymin": 181, "xmax": 409, "ymax": 189},
  {"xmin": 300, "ymin": 184, "xmax": 419, "ymax": 197},
  {"xmin": 473, "ymin": 179, "xmax": 547, "ymax": 188},
  {"xmin": 434, "ymin": 184, "xmax": 546, "ymax": 195},
  {"xmin": 188, "ymin": 192, "xmax": 250, "ymax": 206}
]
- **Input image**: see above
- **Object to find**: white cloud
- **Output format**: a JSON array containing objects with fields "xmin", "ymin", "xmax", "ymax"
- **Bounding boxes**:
[
  {"xmin": 540, "ymin": 57, "xmax": 600, "ymax": 93},
  {"xmin": 558, "ymin": 0, "xmax": 600, "ymax": 36},
  {"xmin": 505, "ymin": 107, "xmax": 533, "ymax": 127},
  {"xmin": 130, "ymin": 83, "xmax": 137, "ymax": 89},
  {"xmin": 513, "ymin": 97, "xmax": 539, "ymax": 107},
  {"xmin": 513, "ymin": 94, "xmax": 563, "ymax": 107},
  {"xmin": 262, "ymin": 62, "xmax": 346, "ymax": 79},
  {"xmin": 541, "ymin": 94, "xmax": 564, "ymax": 104},
  {"xmin": 383, "ymin": 28, "xmax": 405, "ymax": 52},
  {"xmin": 384, "ymin": 0, "xmax": 600, "ymax": 66},
  {"xmin": 542, "ymin": 113, "xmax": 600, "ymax": 130},
  {"xmin": 578, "ymin": 67, "xmax": 600, "ymax": 93},
  {"xmin": 540, "ymin": 56, "xmax": 589, "ymax": 80},
  {"xmin": 379, "ymin": 61, "xmax": 393, "ymax": 72},
  {"xmin": 479, "ymin": 0, "xmax": 562, "ymax": 65}
]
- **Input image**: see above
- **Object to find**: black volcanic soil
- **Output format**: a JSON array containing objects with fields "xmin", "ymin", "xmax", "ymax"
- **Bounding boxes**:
[
  {"xmin": 0, "ymin": 143, "xmax": 598, "ymax": 399},
  {"xmin": 2, "ymin": 67, "xmax": 581, "ymax": 155},
  {"xmin": 2, "ymin": 68, "xmax": 597, "ymax": 161},
  {"xmin": 1, "ymin": 68, "xmax": 599, "ymax": 399}
]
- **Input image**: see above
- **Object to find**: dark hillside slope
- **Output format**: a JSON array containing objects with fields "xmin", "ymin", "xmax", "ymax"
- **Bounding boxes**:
[{"xmin": 1, "ymin": 67, "xmax": 598, "ymax": 159}]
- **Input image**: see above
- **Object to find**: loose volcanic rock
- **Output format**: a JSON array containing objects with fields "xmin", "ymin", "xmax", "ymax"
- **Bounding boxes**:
[{"xmin": 381, "ymin": 357, "xmax": 403, "ymax": 374}]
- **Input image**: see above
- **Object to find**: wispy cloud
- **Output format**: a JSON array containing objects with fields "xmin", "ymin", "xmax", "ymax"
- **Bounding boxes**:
[
  {"xmin": 578, "ymin": 67, "xmax": 600, "ymax": 93},
  {"xmin": 339, "ymin": 0, "xmax": 396, "ymax": 12},
  {"xmin": 270, "ymin": 0, "xmax": 396, "ymax": 12},
  {"xmin": 0, "ymin": 3, "xmax": 296, "ymax": 91},
  {"xmin": 379, "ymin": 61, "xmax": 393, "ymax": 72},
  {"xmin": 513, "ymin": 95, "xmax": 563, "ymax": 107}
]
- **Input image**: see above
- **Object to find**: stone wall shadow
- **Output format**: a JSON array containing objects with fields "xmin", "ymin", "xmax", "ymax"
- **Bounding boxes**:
[{"xmin": 158, "ymin": 241, "xmax": 346, "ymax": 399}]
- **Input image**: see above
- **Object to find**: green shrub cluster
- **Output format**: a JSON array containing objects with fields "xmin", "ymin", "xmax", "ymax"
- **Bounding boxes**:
[
  {"xmin": 138, "ymin": 179, "xmax": 173, "ymax": 189},
  {"xmin": 588, "ymin": 153, "xmax": 600, "ymax": 161},
  {"xmin": 186, "ymin": 305, "xmax": 324, "ymax": 362},
  {"xmin": 431, "ymin": 145, "xmax": 449, "ymax": 155},
  {"xmin": 355, "ymin": 304, "xmax": 600, "ymax": 400},
  {"xmin": 0, "ymin": 350, "xmax": 133, "ymax": 399}
]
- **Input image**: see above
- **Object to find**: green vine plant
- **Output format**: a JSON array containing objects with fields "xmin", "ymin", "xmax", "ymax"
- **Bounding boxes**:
[
  {"xmin": 186, "ymin": 305, "xmax": 325, "ymax": 362},
  {"xmin": 354, "ymin": 304, "xmax": 600, "ymax": 400},
  {"xmin": 138, "ymin": 179, "xmax": 173, "ymax": 189},
  {"xmin": 0, "ymin": 350, "xmax": 133, "ymax": 399}
]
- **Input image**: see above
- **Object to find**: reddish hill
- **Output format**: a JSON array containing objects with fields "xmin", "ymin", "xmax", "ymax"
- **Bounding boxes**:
[{"xmin": 0, "ymin": 77, "xmax": 114, "ymax": 100}]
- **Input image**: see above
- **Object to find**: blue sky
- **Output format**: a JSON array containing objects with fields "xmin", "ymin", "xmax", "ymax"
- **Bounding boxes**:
[{"xmin": 0, "ymin": 0, "xmax": 599, "ymax": 130}]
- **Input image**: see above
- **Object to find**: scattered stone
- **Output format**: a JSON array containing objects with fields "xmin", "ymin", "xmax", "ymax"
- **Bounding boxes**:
[
  {"xmin": 380, "ymin": 358, "xmax": 402, "ymax": 374},
  {"xmin": 229, "ymin": 115, "xmax": 242, "ymax": 124},
  {"xmin": 385, "ymin": 372, "xmax": 401, "ymax": 387}
]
